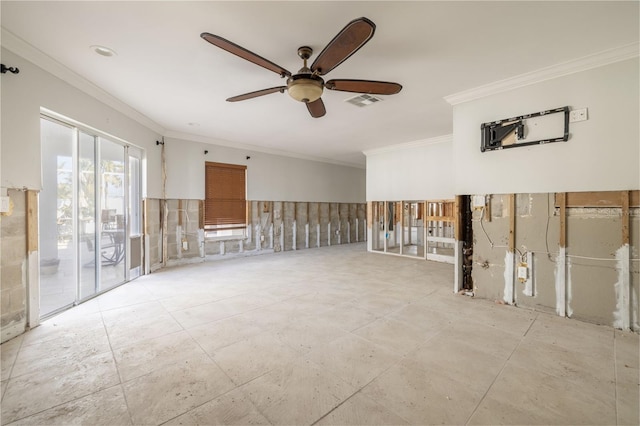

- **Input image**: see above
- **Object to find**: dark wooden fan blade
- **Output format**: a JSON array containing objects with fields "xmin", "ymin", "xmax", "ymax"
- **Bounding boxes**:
[
  {"xmin": 325, "ymin": 79, "xmax": 402, "ymax": 95},
  {"xmin": 201, "ymin": 33, "xmax": 291, "ymax": 77},
  {"xmin": 226, "ymin": 86, "xmax": 287, "ymax": 102},
  {"xmin": 310, "ymin": 17, "xmax": 375, "ymax": 76},
  {"xmin": 306, "ymin": 98, "xmax": 326, "ymax": 118}
]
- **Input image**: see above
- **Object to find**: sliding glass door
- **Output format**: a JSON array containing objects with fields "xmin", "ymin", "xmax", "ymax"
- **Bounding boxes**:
[{"xmin": 39, "ymin": 116, "xmax": 141, "ymax": 318}]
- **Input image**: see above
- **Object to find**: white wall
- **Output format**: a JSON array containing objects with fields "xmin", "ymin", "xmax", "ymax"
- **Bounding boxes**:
[
  {"xmin": 365, "ymin": 136, "xmax": 454, "ymax": 201},
  {"xmin": 453, "ymin": 59, "xmax": 639, "ymax": 195},
  {"xmin": 0, "ymin": 48, "xmax": 163, "ymax": 197},
  {"xmin": 165, "ymin": 137, "xmax": 366, "ymax": 202}
]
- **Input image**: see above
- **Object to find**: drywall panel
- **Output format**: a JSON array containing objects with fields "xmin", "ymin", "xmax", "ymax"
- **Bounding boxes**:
[
  {"xmin": 0, "ymin": 48, "xmax": 162, "ymax": 197},
  {"xmin": 164, "ymin": 137, "xmax": 365, "ymax": 202},
  {"xmin": 453, "ymin": 59, "xmax": 639, "ymax": 194},
  {"xmin": 365, "ymin": 138, "xmax": 454, "ymax": 201}
]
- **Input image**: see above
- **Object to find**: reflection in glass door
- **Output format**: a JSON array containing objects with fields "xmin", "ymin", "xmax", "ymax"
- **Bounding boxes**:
[
  {"xmin": 39, "ymin": 116, "xmax": 140, "ymax": 319},
  {"xmin": 79, "ymin": 132, "xmax": 97, "ymax": 299},
  {"xmin": 39, "ymin": 119, "xmax": 77, "ymax": 316},
  {"xmin": 99, "ymin": 138, "xmax": 126, "ymax": 291}
]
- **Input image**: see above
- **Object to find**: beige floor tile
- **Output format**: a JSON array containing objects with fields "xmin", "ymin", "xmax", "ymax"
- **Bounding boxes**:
[
  {"xmin": 360, "ymin": 361, "xmax": 482, "ymax": 425},
  {"xmin": 617, "ymin": 379, "xmax": 639, "ymax": 426},
  {"xmin": 11, "ymin": 326, "xmax": 111, "ymax": 379},
  {"xmin": 0, "ymin": 336, "xmax": 22, "ymax": 381},
  {"xmin": 306, "ymin": 333, "xmax": 401, "ymax": 388},
  {"xmin": 113, "ymin": 330, "xmax": 205, "ymax": 382},
  {"xmin": 351, "ymin": 292, "xmax": 409, "ymax": 317},
  {"xmin": 170, "ymin": 297, "xmax": 255, "ymax": 329},
  {"xmin": 100, "ymin": 300, "xmax": 168, "ymax": 327},
  {"xmin": 188, "ymin": 314, "xmax": 264, "ymax": 354},
  {"xmin": 96, "ymin": 282, "xmax": 158, "ymax": 311},
  {"xmin": 615, "ymin": 329, "xmax": 640, "ymax": 384},
  {"xmin": 317, "ymin": 301, "xmax": 382, "ymax": 332},
  {"xmin": 21, "ymin": 311, "xmax": 105, "ymax": 347},
  {"xmin": 104, "ymin": 311, "xmax": 184, "ymax": 349},
  {"xmin": 158, "ymin": 291, "xmax": 231, "ymax": 312},
  {"xmin": 387, "ymin": 302, "xmax": 460, "ymax": 332},
  {"xmin": 0, "ymin": 244, "xmax": 629, "ymax": 426},
  {"xmin": 5, "ymin": 384, "xmax": 131, "ymax": 425},
  {"xmin": 213, "ymin": 333, "xmax": 301, "ymax": 385},
  {"xmin": 353, "ymin": 317, "xmax": 437, "ymax": 356},
  {"xmin": 402, "ymin": 337, "xmax": 505, "ymax": 393},
  {"xmin": 164, "ymin": 387, "xmax": 270, "ymax": 425},
  {"xmin": 468, "ymin": 363, "xmax": 616, "ymax": 425},
  {"xmin": 123, "ymin": 352, "xmax": 236, "ymax": 425},
  {"xmin": 526, "ymin": 313, "xmax": 614, "ymax": 355},
  {"xmin": 433, "ymin": 321, "xmax": 523, "ymax": 360},
  {"xmin": 236, "ymin": 303, "xmax": 308, "ymax": 332},
  {"xmin": 0, "ymin": 351, "xmax": 120, "ymax": 423},
  {"xmin": 274, "ymin": 317, "xmax": 349, "ymax": 354},
  {"xmin": 316, "ymin": 392, "xmax": 409, "ymax": 425},
  {"xmin": 466, "ymin": 303, "xmax": 537, "ymax": 336},
  {"xmin": 509, "ymin": 337, "xmax": 616, "ymax": 391},
  {"xmin": 239, "ymin": 357, "xmax": 356, "ymax": 425}
]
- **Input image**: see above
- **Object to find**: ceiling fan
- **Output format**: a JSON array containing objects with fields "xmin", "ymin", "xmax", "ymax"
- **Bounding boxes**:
[{"xmin": 201, "ymin": 17, "xmax": 402, "ymax": 118}]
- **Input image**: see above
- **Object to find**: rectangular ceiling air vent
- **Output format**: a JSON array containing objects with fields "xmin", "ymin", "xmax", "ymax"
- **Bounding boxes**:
[{"xmin": 344, "ymin": 93, "xmax": 383, "ymax": 107}]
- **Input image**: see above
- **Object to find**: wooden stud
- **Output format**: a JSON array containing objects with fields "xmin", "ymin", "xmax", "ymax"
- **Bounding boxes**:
[
  {"xmin": 559, "ymin": 192, "xmax": 567, "ymax": 248},
  {"xmin": 622, "ymin": 191, "xmax": 630, "ymax": 245},
  {"xmin": 454, "ymin": 196, "xmax": 461, "ymax": 241},
  {"xmin": 178, "ymin": 200, "xmax": 183, "ymax": 227},
  {"xmin": 26, "ymin": 190, "xmax": 39, "ymax": 253},
  {"xmin": 509, "ymin": 194, "xmax": 515, "ymax": 252},
  {"xmin": 484, "ymin": 195, "xmax": 492, "ymax": 222},
  {"xmin": 555, "ymin": 190, "xmax": 639, "ymax": 208},
  {"xmin": 199, "ymin": 200, "xmax": 204, "ymax": 230}
]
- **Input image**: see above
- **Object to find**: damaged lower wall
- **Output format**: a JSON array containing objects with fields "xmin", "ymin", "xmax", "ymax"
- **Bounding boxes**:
[
  {"xmin": 472, "ymin": 191, "xmax": 639, "ymax": 331},
  {"xmin": 1, "ymin": 190, "xmax": 28, "ymax": 343},
  {"xmin": 147, "ymin": 199, "xmax": 366, "ymax": 266}
]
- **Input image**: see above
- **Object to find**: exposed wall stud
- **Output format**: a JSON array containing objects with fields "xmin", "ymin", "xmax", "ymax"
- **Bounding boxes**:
[{"xmin": 26, "ymin": 190, "xmax": 40, "ymax": 328}]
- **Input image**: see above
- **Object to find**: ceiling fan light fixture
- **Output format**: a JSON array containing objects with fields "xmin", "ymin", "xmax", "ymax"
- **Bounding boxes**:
[{"xmin": 287, "ymin": 75, "xmax": 324, "ymax": 103}]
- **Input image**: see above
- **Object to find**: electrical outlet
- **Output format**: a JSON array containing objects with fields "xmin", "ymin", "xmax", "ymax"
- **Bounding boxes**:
[
  {"xmin": 569, "ymin": 108, "xmax": 588, "ymax": 123},
  {"xmin": 517, "ymin": 262, "xmax": 528, "ymax": 283},
  {"xmin": 182, "ymin": 240, "xmax": 188, "ymax": 251},
  {"xmin": 471, "ymin": 195, "xmax": 486, "ymax": 210},
  {"xmin": 260, "ymin": 235, "xmax": 265, "ymax": 242},
  {"xmin": 0, "ymin": 196, "xmax": 9, "ymax": 213}
]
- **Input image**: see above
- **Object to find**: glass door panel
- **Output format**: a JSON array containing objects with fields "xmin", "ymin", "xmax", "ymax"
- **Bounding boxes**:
[
  {"xmin": 78, "ymin": 131, "xmax": 98, "ymax": 299},
  {"xmin": 39, "ymin": 118, "xmax": 77, "ymax": 317},
  {"xmin": 128, "ymin": 153, "xmax": 142, "ymax": 279},
  {"xmin": 99, "ymin": 138, "xmax": 126, "ymax": 291}
]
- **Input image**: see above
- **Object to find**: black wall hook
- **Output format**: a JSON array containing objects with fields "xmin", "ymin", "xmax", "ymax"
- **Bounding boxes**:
[{"xmin": 1, "ymin": 64, "xmax": 20, "ymax": 74}]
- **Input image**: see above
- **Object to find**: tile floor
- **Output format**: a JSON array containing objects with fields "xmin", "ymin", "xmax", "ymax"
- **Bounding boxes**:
[{"xmin": 1, "ymin": 243, "xmax": 638, "ymax": 425}]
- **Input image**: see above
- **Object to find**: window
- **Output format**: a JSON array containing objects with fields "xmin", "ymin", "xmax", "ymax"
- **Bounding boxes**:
[{"xmin": 204, "ymin": 162, "xmax": 247, "ymax": 237}]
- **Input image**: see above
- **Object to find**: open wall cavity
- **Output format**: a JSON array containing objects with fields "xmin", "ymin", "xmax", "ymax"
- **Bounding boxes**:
[
  {"xmin": 368, "ymin": 200, "xmax": 459, "ymax": 264},
  {"xmin": 470, "ymin": 190, "xmax": 639, "ymax": 331},
  {"xmin": 144, "ymin": 199, "xmax": 367, "ymax": 270}
]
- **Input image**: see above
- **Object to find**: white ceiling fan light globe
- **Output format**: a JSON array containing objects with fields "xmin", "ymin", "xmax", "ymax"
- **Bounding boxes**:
[{"xmin": 287, "ymin": 75, "xmax": 324, "ymax": 103}]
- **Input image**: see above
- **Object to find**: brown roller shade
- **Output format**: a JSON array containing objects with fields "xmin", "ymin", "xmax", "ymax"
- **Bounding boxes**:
[{"xmin": 204, "ymin": 162, "xmax": 247, "ymax": 227}]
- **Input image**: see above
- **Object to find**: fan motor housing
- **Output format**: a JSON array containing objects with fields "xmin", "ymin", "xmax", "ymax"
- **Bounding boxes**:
[{"xmin": 287, "ymin": 74, "xmax": 324, "ymax": 103}]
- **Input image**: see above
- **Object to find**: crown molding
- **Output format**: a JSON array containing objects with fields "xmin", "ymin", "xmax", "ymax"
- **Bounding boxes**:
[
  {"xmin": 163, "ymin": 130, "xmax": 366, "ymax": 169},
  {"xmin": 444, "ymin": 42, "xmax": 640, "ymax": 106},
  {"xmin": 1, "ymin": 27, "xmax": 165, "ymax": 134},
  {"xmin": 363, "ymin": 134, "xmax": 452, "ymax": 156}
]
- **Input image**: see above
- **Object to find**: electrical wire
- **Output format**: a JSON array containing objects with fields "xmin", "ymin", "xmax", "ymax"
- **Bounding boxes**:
[{"xmin": 478, "ymin": 206, "xmax": 494, "ymax": 248}]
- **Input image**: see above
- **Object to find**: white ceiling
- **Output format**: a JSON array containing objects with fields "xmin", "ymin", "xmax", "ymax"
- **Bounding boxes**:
[{"xmin": 2, "ymin": 1, "xmax": 638, "ymax": 167}]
